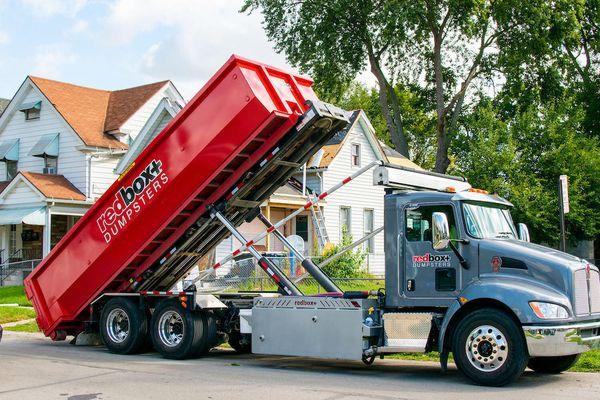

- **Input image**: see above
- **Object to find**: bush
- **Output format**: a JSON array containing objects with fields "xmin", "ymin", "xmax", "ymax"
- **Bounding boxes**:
[{"xmin": 320, "ymin": 228, "xmax": 367, "ymax": 278}]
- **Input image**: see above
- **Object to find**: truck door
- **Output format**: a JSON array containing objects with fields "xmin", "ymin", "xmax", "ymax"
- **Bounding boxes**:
[{"xmin": 403, "ymin": 204, "xmax": 461, "ymax": 305}]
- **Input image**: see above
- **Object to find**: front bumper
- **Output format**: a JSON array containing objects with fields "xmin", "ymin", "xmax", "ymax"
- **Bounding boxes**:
[{"xmin": 523, "ymin": 320, "xmax": 600, "ymax": 357}]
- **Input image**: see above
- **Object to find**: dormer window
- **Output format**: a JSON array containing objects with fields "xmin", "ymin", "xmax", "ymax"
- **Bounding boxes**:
[{"xmin": 19, "ymin": 101, "xmax": 41, "ymax": 121}]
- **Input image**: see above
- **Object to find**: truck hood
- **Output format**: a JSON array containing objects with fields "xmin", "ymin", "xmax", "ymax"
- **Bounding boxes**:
[{"xmin": 477, "ymin": 239, "xmax": 594, "ymax": 294}]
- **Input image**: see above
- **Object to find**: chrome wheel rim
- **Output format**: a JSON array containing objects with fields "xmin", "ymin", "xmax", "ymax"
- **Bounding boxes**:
[
  {"xmin": 106, "ymin": 308, "xmax": 130, "ymax": 344},
  {"xmin": 465, "ymin": 325, "xmax": 509, "ymax": 372},
  {"xmin": 158, "ymin": 310, "xmax": 184, "ymax": 347}
]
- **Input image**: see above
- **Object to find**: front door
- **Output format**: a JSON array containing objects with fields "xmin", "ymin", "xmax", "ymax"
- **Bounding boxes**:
[{"xmin": 402, "ymin": 203, "xmax": 461, "ymax": 306}]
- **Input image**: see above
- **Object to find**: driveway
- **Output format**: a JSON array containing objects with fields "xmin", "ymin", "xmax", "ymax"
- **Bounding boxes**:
[{"xmin": 0, "ymin": 331, "xmax": 598, "ymax": 400}]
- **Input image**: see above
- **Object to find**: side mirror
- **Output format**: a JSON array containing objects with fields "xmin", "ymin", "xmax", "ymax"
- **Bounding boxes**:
[
  {"xmin": 432, "ymin": 212, "xmax": 450, "ymax": 250},
  {"xmin": 518, "ymin": 223, "xmax": 530, "ymax": 242}
]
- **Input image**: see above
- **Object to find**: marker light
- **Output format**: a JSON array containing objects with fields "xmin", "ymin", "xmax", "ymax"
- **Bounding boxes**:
[{"xmin": 468, "ymin": 188, "xmax": 489, "ymax": 194}]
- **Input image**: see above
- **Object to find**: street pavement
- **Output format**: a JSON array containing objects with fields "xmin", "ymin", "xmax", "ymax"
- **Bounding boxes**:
[{"xmin": 1, "ymin": 331, "xmax": 598, "ymax": 400}]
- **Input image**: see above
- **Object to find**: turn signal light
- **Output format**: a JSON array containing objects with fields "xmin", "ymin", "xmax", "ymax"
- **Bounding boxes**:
[{"xmin": 445, "ymin": 186, "xmax": 456, "ymax": 193}]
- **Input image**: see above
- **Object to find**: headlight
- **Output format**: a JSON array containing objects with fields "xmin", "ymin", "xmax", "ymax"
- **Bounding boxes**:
[{"xmin": 529, "ymin": 302, "xmax": 569, "ymax": 319}]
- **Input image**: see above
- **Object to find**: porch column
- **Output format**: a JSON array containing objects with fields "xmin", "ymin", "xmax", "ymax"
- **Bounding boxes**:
[{"xmin": 42, "ymin": 208, "xmax": 51, "ymax": 257}]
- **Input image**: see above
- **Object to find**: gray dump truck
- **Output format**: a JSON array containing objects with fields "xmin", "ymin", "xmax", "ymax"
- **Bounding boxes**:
[
  {"xmin": 239, "ymin": 163, "xmax": 600, "ymax": 387},
  {"xmin": 80, "ymin": 160, "xmax": 600, "ymax": 388}
]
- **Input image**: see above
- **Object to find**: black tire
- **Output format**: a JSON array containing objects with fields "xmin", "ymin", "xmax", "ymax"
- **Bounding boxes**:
[
  {"xmin": 228, "ymin": 331, "xmax": 251, "ymax": 353},
  {"xmin": 451, "ymin": 308, "xmax": 528, "ymax": 386},
  {"xmin": 196, "ymin": 312, "xmax": 218, "ymax": 356},
  {"xmin": 150, "ymin": 300, "xmax": 208, "ymax": 359},
  {"xmin": 528, "ymin": 354, "xmax": 580, "ymax": 374},
  {"xmin": 100, "ymin": 297, "xmax": 148, "ymax": 354}
]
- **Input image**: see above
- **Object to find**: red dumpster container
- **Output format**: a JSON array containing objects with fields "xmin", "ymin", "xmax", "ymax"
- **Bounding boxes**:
[{"xmin": 24, "ymin": 55, "xmax": 319, "ymax": 339}]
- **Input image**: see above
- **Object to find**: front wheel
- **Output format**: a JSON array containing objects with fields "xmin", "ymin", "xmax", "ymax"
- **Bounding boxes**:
[
  {"xmin": 528, "ymin": 354, "xmax": 580, "ymax": 374},
  {"xmin": 452, "ymin": 308, "xmax": 528, "ymax": 386}
]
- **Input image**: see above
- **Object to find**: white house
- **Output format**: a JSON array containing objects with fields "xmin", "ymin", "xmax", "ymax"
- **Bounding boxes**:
[{"xmin": 0, "ymin": 76, "xmax": 184, "ymax": 270}]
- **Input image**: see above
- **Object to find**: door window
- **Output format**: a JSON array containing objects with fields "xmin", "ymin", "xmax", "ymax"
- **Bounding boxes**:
[
  {"xmin": 295, "ymin": 215, "xmax": 309, "ymax": 241},
  {"xmin": 405, "ymin": 205, "xmax": 456, "ymax": 244}
]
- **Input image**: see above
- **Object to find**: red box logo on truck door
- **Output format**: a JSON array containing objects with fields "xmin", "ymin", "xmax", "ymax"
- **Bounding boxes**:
[{"xmin": 96, "ymin": 159, "xmax": 169, "ymax": 243}]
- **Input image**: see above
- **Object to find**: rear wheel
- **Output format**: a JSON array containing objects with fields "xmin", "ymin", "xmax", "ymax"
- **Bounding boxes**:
[
  {"xmin": 452, "ymin": 308, "xmax": 528, "ymax": 386},
  {"xmin": 150, "ymin": 300, "xmax": 208, "ymax": 359},
  {"xmin": 100, "ymin": 297, "xmax": 148, "ymax": 354},
  {"xmin": 528, "ymin": 354, "xmax": 580, "ymax": 374}
]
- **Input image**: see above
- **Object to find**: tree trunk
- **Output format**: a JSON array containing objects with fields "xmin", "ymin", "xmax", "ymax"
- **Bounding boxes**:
[
  {"xmin": 432, "ymin": 34, "xmax": 450, "ymax": 173},
  {"xmin": 368, "ymin": 52, "xmax": 410, "ymax": 157}
]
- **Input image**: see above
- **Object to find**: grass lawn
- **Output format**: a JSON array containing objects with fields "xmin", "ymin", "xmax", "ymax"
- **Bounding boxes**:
[
  {"xmin": 388, "ymin": 350, "xmax": 600, "ymax": 373},
  {"xmin": 0, "ymin": 286, "xmax": 31, "ymax": 306},
  {"xmin": 4, "ymin": 320, "xmax": 40, "ymax": 333},
  {"xmin": 0, "ymin": 306, "xmax": 36, "ymax": 324}
]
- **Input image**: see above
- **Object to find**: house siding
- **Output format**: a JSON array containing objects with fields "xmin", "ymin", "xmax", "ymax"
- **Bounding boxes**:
[
  {"xmin": 0, "ymin": 85, "xmax": 87, "ymax": 193},
  {"xmin": 90, "ymin": 155, "xmax": 120, "ymax": 199},
  {"xmin": 119, "ymin": 85, "xmax": 169, "ymax": 141},
  {"xmin": 1, "ymin": 181, "xmax": 43, "ymax": 205},
  {"xmin": 320, "ymin": 120, "xmax": 386, "ymax": 276}
]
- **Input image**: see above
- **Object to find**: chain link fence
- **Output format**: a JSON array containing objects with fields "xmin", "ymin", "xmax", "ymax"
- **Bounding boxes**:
[{"xmin": 183, "ymin": 254, "xmax": 384, "ymax": 294}]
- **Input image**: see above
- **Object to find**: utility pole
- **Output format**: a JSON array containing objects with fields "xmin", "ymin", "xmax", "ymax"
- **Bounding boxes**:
[{"xmin": 558, "ymin": 175, "xmax": 569, "ymax": 252}]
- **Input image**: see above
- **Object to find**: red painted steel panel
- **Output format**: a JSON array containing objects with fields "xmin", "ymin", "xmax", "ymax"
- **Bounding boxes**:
[{"xmin": 24, "ymin": 55, "xmax": 318, "ymax": 338}]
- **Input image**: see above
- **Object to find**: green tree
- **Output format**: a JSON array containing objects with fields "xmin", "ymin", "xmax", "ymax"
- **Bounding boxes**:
[
  {"xmin": 339, "ymin": 82, "xmax": 437, "ymax": 168},
  {"xmin": 242, "ymin": 0, "xmax": 411, "ymax": 156},
  {"xmin": 452, "ymin": 96, "xmax": 600, "ymax": 245},
  {"xmin": 243, "ymin": 0, "xmax": 581, "ymax": 173}
]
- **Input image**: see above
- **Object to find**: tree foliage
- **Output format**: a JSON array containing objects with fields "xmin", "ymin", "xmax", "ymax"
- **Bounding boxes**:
[
  {"xmin": 320, "ymin": 228, "xmax": 368, "ymax": 279},
  {"xmin": 452, "ymin": 96, "xmax": 600, "ymax": 245}
]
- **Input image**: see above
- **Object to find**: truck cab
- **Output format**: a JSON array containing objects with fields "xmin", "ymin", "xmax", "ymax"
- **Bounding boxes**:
[{"xmin": 381, "ymin": 187, "xmax": 600, "ymax": 385}]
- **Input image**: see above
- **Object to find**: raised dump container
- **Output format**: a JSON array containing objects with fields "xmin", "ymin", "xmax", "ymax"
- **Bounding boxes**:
[{"xmin": 24, "ymin": 55, "xmax": 347, "ymax": 340}]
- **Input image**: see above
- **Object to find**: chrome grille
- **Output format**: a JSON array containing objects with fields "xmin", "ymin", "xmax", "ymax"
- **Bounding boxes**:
[
  {"xmin": 573, "ymin": 269, "xmax": 590, "ymax": 316},
  {"xmin": 590, "ymin": 270, "xmax": 600, "ymax": 314}
]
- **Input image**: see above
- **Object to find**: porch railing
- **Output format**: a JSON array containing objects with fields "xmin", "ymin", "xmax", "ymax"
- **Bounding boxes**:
[{"xmin": 0, "ymin": 258, "xmax": 42, "ymax": 286}]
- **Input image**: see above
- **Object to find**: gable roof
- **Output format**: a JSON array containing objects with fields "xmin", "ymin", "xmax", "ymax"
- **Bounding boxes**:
[
  {"xmin": 310, "ymin": 110, "xmax": 360, "ymax": 168},
  {"xmin": 27, "ymin": 77, "xmax": 168, "ymax": 150},
  {"xmin": 104, "ymin": 81, "xmax": 170, "ymax": 132},
  {"xmin": 20, "ymin": 172, "xmax": 86, "ymax": 200},
  {"xmin": 115, "ymin": 97, "xmax": 182, "ymax": 175}
]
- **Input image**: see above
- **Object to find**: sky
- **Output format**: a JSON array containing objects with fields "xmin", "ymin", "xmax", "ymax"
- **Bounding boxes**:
[{"xmin": 0, "ymin": 0, "xmax": 297, "ymax": 100}]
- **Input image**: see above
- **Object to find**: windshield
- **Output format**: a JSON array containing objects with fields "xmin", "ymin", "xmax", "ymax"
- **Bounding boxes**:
[{"xmin": 462, "ymin": 202, "xmax": 517, "ymax": 239}]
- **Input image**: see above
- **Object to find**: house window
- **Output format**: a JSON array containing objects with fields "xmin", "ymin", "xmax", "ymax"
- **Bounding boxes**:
[
  {"xmin": 25, "ymin": 108, "xmax": 40, "ymax": 121},
  {"xmin": 296, "ymin": 215, "xmax": 309, "ymax": 241},
  {"xmin": 9, "ymin": 224, "xmax": 17, "ymax": 256},
  {"xmin": 340, "ymin": 206, "xmax": 351, "ymax": 238},
  {"xmin": 363, "ymin": 209, "xmax": 374, "ymax": 253},
  {"xmin": 44, "ymin": 157, "xmax": 58, "ymax": 174},
  {"xmin": 351, "ymin": 143, "xmax": 361, "ymax": 167},
  {"xmin": 6, "ymin": 160, "xmax": 17, "ymax": 180},
  {"xmin": 19, "ymin": 101, "xmax": 41, "ymax": 121}
]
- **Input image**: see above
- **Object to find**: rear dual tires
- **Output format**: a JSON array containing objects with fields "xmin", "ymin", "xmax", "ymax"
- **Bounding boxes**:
[
  {"xmin": 528, "ymin": 354, "xmax": 580, "ymax": 374},
  {"xmin": 452, "ymin": 308, "xmax": 528, "ymax": 387},
  {"xmin": 100, "ymin": 297, "xmax": 148, "ymax": 355},
  {"xmin": 150, "ymin": 299, "xmax": 217, "ymax": 359}
]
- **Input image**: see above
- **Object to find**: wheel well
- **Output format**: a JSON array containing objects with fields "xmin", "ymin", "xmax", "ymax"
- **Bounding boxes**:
[{"xmin": 442, "ymin": 298, "xmax": 524, "ymax": 354}]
